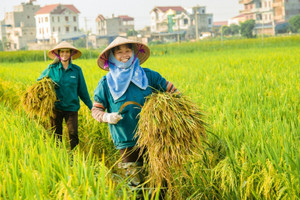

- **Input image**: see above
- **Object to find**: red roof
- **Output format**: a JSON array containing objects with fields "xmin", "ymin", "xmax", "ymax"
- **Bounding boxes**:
[
  {"xmin": 118, "ymin": 15, "xmax": 134, "ymax": 21},
  {"xmin": 231, "ymin": 14, "xmax": 246, "ymax": 19},
  {"xmin": 154, "ymin": 6, "xmax": 186, "ymax": 13},
  {"xmin": 213, "ymin": 21, "xmax": 228, "ymax": 26},
  {"xmin": 35, "ymin": 4, "xmax": 80, "ymax": 15},
  {"xmin": 96, "ymin": 14, "xmax": 105, "ymax": 21}
]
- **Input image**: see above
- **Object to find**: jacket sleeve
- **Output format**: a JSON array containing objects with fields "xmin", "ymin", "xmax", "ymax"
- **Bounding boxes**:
[
  {"xmin": 148, "ymin": 69, "xmax": 179, "ymax": 94},
  {"xmin": 77, "ymin": 68, "xmax": 93, "ymax": 110},
  {"xmin": 92, "ymin": 77, "xmax": 109, "ymax": 122},
  {"xmin": 37, "ymin": 66, "xmax": 51, "ymax": 81}
]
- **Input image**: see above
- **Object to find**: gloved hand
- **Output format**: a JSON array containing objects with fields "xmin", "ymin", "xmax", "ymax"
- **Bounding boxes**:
[{"xmin": 102, "ymin": 112, "xmax": 123, "ymax": 124}]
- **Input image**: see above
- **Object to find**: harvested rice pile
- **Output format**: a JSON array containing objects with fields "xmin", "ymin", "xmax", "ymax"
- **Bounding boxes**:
[
  {"xmin": 21, "ymin": 77, "xmax": 57, "ymax": 123},
  {"xmin": 136, "ymin": 92, "xmax": 206, "ymax": 192}
]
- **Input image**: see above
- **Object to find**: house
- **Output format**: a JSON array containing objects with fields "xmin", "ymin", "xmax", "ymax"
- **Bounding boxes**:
[
  {"xmin": 150, "ymin": 6, "xmax": 213, "ymax": 42},
  {"xmin": 35, "ymin": 4, "xmax": 83, "ymax": 44},
  {"xmin": 1, "ymin": 2, "xmax": 40, "ymax": 50},
  {"xmin": 228, "ymin": 14, "xmax": 247, "ymax": 25},
  {"xmin": 239, "ymin": 0, "xmax": 300, "ymax": 35},
  {"xmin": 150, "ymin": 6, "xmax": 187, "ymax": 33},
  {"xmin": 95, "ymin": 14, "xmax": 134, "ymax": 36}
]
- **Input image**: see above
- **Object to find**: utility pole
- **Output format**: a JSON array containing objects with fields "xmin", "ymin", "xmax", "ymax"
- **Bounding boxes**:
[
  {"xmin": 84, "ymin": 17, "xmax": 88, "ymax": 49},
  {"xmin": 221, "ymin": 26, "xmax": 223, "ymax": 47},
  {"xmin": 194, "ymin": 7, "xmax": 199, "ymax": 41},
  {"xmin": 262, "ymin": 15, "xmax": 264, "ymax": 46},
  {"xmin": 177, "ymin": 17, "xmax": 181, "ymax": 43}
]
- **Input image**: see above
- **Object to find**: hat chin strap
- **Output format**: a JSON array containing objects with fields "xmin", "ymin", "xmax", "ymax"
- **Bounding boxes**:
[
  {"xmin": 52, "ymin": 50, "xmax": 77, "ymax": 62},
  {"xmin": 103, "ymin": 45, "xmax": 145, "ymax": 69}
]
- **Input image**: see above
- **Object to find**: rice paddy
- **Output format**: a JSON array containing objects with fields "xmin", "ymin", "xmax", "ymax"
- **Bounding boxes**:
[{"xmin": 0, "ymin": 36, "xmax": 299, "ymax": 199}]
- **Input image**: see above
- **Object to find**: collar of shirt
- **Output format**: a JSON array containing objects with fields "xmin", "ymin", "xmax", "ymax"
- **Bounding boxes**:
[{"xmin": 58, "ymin": 62, "xmax": 73, "ymax": 71}]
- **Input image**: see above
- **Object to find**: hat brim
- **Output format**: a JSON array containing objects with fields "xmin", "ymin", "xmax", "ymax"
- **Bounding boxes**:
[
  {"xmin": 97, "ymin": 37, "xmax": 150, "ymax": 71},
  {"xmin": 47, "ymin": 41, "xmax": 82, "ymax": 60}
]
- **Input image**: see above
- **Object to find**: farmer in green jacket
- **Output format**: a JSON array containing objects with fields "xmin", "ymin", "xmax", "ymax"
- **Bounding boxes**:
[
  {"xmin": 91, "ymin": 37, "xmax": 178, "ymax": 198},
  {"xmin": 38, "ymin": 41, "xmax": 92, "ymax": 150}
]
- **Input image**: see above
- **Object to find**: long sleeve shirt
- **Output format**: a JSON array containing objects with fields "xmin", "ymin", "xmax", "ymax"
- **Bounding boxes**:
[
  {"xmin": 92, "ymin": 68, "xmax": 178, "ymax": 149},
  {"xmin": 38, "ymin": 62, "xmax": 93, "ymax": 111}
]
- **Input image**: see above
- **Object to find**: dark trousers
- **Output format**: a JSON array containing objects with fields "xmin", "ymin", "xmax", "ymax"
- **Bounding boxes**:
[
  {"xmin": 50, "ymin": 109, "xmax": 79, "ymax": 150},
  {"xmin": 119, "ymin": 147, "xmax": 145, "ymax": 163}
]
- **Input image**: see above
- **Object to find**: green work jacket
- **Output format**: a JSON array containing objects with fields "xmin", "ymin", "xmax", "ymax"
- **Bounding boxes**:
[
  {"xmin": 93, "ymin": 68, "xmax": 167, "ymax": 149},
  {"xmin": 38, "ymin": 62, "xmax": 92, "ymax": 111}
]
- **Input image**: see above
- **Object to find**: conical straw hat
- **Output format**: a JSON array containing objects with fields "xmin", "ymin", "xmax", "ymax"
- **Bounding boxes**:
[
  {"xmin": 97, "ymin": 37, "xmax": 150, "ymax": 71},
  {"xmin": 48, "ymin": 41, "xmax": 82, "ymax": 60}
]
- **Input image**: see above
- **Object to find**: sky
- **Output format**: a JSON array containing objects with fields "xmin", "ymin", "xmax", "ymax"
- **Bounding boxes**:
[{"xmin": 2, "ymin": 0, "xmax": 243, "ymax": 33}]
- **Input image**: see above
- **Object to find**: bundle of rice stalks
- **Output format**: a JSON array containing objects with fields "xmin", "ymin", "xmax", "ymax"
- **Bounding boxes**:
[
  {"xmin": 21, "ymin": 77, "xmax": 57, "ymax": 123},
  {"xmin": 136, "ymin": 92, "xmax": 207, "ymax": 194}
]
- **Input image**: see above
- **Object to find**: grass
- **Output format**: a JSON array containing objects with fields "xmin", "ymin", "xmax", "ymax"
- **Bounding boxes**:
[{"xmin": 0, "ymin": 35, "xmax": 299, "ymax": 199}]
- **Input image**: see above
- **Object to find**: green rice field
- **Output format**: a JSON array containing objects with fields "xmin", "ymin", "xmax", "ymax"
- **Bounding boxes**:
[{"xmin": 0, "ymin": 36, "xmax": 299, "ymax": 199}]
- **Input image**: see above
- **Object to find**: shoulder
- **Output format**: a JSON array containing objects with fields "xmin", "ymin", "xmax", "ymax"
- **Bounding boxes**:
[
  {"xmin": 143, "ymin": 68, "xmax": 159, "ymax": 75},
  {"xmin": 98, "ymin": 75, "xmax": 107, "ymax": 85},
  {"xmin": 48, "ymin": 62, "xmax": 59, "ymax": 69},
  {"xmin": 71, "ymin": 63, "xmax": 82, "ymax": 71},
  {"xmin": 143, "ymin": 68, "xmax": 162, "ymax": 78}
]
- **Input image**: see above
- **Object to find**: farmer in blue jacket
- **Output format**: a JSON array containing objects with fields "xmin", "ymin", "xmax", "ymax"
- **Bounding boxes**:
[
  {"xmin": 91, "ymin": 37, "xmax": 178, "ymax": 197},
  {"xmin": 38, "ymin": 41, "xmax": 92, "ymax": 150}
]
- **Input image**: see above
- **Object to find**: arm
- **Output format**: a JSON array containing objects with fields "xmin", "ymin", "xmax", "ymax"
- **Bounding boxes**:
[
  {"xmin": 148, "ymin": 69, "xmax": 180, "ymax": 94},
  {"xmin": 165, "ymin": 80, "xmax": 179, "ymax": 94},
  {"xmin": 91, "ymin": 101, "xmax": 106, "ymax": 122},
  {"xmin": 91, "ymin": 101, "xmax": 122, "ymax": 124},
  {"xmin": 37, "ymin": 65, "xmax": 51, "ymax": 81},
  {"xmin": 92, "ymin": 78, "xmax": 122, "ymax": 124},
  {"xmin": 78, "ymin": 69, "xmax": 93, "ymax": 110}
]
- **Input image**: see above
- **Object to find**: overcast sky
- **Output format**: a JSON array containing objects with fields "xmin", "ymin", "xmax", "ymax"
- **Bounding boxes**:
[{"xmin": 2, "ymin": 0, "xmax": 243, "ymax": 32}]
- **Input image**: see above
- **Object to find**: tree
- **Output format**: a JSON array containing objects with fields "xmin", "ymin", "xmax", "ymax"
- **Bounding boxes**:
[
  {"xmin": 289, "ymin": 15, "xmax": 300, "ymax": 33},
  {"xmin": 230, "ymin": 24, "xmax": 240, "ymax": 35},
  {"xmin": 73, "ymin": 38, "xmax": 86, "ymax": 48},
  {"xmin": 0, "ymin": 40, "xmax": 3, "ymax": 51},
  {"xmin": 221, "ymin": 26, "xmax": 231, "ymax": 36},
  {"xmin": 127, "ymin": 29, "xmax": 138, "ymax": 36},
  {"xmin": 240, "ymin": 20, "xmax": 255, "ymax": 38}
]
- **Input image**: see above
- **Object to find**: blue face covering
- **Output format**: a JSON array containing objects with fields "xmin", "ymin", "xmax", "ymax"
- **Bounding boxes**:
[{"xmin": 106, "ymin": 50, "xmax": 148, "ymax": 101}]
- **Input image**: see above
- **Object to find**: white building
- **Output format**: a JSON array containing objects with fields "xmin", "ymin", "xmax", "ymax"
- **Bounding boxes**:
[
  {"xmin": 96, "ymin": 14, "xmax": 134, "ymax": 36},
  {"xmin": 150, "ymin": 6, "xmax": 213, "ymax": 41},
  {"xmin": 35, "ymin": 4, "xmax": 83, "ymax": 44}
]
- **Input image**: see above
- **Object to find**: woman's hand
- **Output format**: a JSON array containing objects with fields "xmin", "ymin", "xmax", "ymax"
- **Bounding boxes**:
[{"xmin": 102, "ymin": 112, "xmax": 123, "ymax": 124}]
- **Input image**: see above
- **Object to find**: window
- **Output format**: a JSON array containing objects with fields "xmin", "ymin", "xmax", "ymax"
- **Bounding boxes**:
[
  {"xmin": 73, "ymin": 16, "xmax": 76, "ymax": 22},
  {"xmin": 58, "ymin": 27, "xmax": 61, "ymax": 32},
  {"xmin": 45, "ymin": 17, "xmax": 48, "ymax": 22},
  {"xmin": 38, "ymin": 18, "xmax": 40, "ymax": 23},
  {"xmin": 208, "ymin": 18, "xmax": 211, "ymax": 25},
  {"xmin": 53, "ymin": 27, "xmax": 55, "ymax": 32},
  {"xmin": 58, "ymin": 16, "xmax": 60, "ymax": 22},
  {"xmin": 184, "ymin": 18, "xmax": 188, "ymax": 25},
  {"xmin": 39, "ymin": 28, "xmax": 41, "ymax": 34},
  {"xmin": 74, "ymin": 26, "xmax": 77, "ymax": 31},
  {"xmin": 27, "ymin": 16, "xmax": 30, "ymax": 19},
  {"xmin": 52, "ymin": 17, "xmax": 54, "ymax": 22},
  {"xmin": 66, "ymin": 27, "xmax": 69, "ymax": 32},
  {"xmin": 65, "ymin": 16, "xmax": 69, "ymax": 21}
]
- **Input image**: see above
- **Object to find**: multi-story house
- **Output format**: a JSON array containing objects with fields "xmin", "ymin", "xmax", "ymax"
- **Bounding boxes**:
[
  {"xmin": 239, "ymin": 0, "xmax": 300, "ymax": 34},
  {"xmin": 35, "ymin": 4, "xmax": 82, "ymax": 44},
  {"xmin": 150, "ymin": 6, "xmax": 187, "ymax": 33},
  {"xmin": 95, "ymin": 14, "xmax": 134, "ymax": 36},
  {"xmin": 1, "ymin": 2, "xmax": 40, "ymax": 50},
  {"xmin": 150, "ymin": 6, "xmax": 213, "ymax": 41}
]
